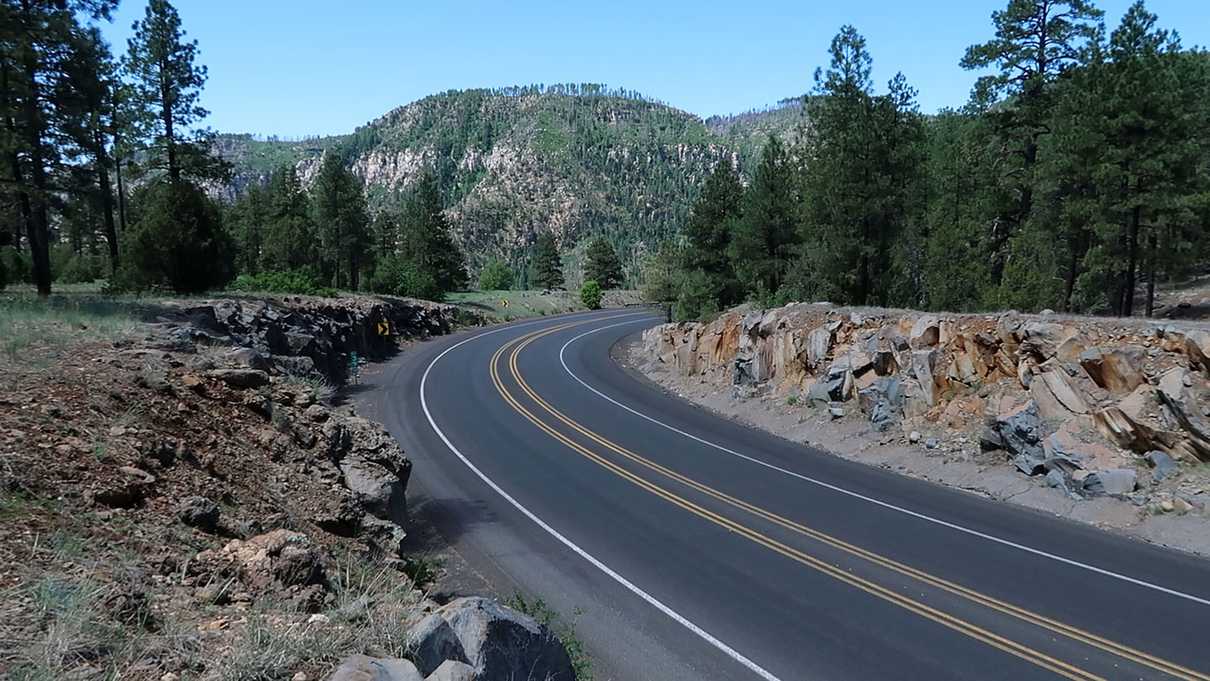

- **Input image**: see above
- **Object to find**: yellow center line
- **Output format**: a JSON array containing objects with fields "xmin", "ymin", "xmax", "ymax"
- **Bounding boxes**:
[
  {"xmin": 504, "ymin": 324, "xmax": 1207, "ymax": 681},
  {"xmin": 488, "ymin": 322, "xmax": 1103, "ymax": 681}
]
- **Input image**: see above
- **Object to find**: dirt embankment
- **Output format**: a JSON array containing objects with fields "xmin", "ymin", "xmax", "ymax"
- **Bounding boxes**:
[
  {"xmin": 0, "ymin": 295, "xmax": 578, "ymax": 681},
  {"xmin": 629, "ymin": 303, "xmax": 1210, "ymax": 555}
]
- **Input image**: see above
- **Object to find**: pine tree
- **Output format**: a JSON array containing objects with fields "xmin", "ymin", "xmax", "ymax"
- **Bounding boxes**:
[
  {"xmin": 530, "ymin": 232, "xmax": 564, "ymax": 289},
  {"xmin": 1080, "ymin": 1, "xmax": 1205, "ymax": 316},
  {"xmin": 60, "ymin": 27, "xmax": 120, "ymax": 274},
  {"xmin": 728, "ymin": 135, "xmax": 798, "ymax": 302},
  {"xmin": 260, "ymin": 165, "xmax": 317, "ymax": 272},
  {"xmin": 122, "ymin": 0, "xmax": 230, "ymax": 184},
  {"xmin": 961, "ymin": 0, "xmax": 1104, "ymax": 284},
  {"xmin": 677, "ymin": 158, "xmax": 743, "ymax": 317},
  {"xmin": 311, "ymin": 153, "xmax": 368, "ymax": 289},
  {"xmin": 399, "ymin": 171, "xmax": 466, "ymax": 293},
  {"xmin": 583, "ymin": 236, "xmax": 623, "ymax": 289},
  {"xmin": 789, "ymin": 26, "xmax": 925, "ymax": 306},
  {"xmin": 3, "ymin": 0, "xmax": 117, "ymax": 295}
]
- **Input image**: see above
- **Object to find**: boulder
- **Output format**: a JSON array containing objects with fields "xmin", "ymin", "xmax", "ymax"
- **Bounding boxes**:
[
  {"xmin": 993, "ymin": 401, "xmax": 1046, "ymax": 475},
  {"xmin": 409, "ymin": 613, "xmax": 470, "ymax": 676},
  {"xmin": 1145, "ymin": 450, "xmax": 1178, "ymax": 482},
  {"xmin": 327, "ymin": 655, "xmax": 422, "ymax": 681},
  {"xmin": 226, "ymin": 347, "xmax": 274, "ymax": 371},
  {"xmin": 194, "ymin": 529, "xmax": 327, "ymax": 594},
  {"xmin": 177, "ymin": 495, "xmax": 221, "ymax": 533},
  {"xmin": 1082, "ymin": 469, "xmax": 1137, "ymax": 497},
  {"xmin": 407, "ymin": 597, "xmax": 575, "ymax": 680},
  {"xmin": 1155, "ymin": 368, "xmax": 1210, "ymax": 460},
  {"xmin": 1035, "ymin": 365, "xmax": 1089, "ymax": 416},
  {"xmin": 1187, "ymin": 329, "xmax": 1210, "ymax": 373},
  {"xmin": 1079, "ymin": 348, "xmax": 1145, "ymax": 394},
  {"xmin": 206, "ymin": 368, "xmax": 270, "ymax": 389},
  {"xmin": 858, "ymin": 377, "xmax": 903, "ymax": 432},
  {"xmin": 910, "ymin": 349, "xmax": 940, "ymax": 406},
  {"xmin": 909, "ymin": 316, "xmax": 940, "ymax": 349},
  {"xmin": 424, "ymin": 661, "xmax": 476, "ymax": 681},
  {"xmin": 806, "ymin": 325, "xmax": 834, "ymax": 370},
  {"xmin": 1019, "ymin": 322, "xmax": 1075, "ymax": 360}
]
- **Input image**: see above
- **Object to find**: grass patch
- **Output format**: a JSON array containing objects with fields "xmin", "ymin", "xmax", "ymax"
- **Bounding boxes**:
[
  {"xmin": 279, "ymin": 373, "xmax": 337, "ymax": 405},
  {"xmin": 218, "ymin": 554, "xmax": 422, "ymax": 680},
  {"xmin": 506, "ymin": 592, "xmax": 592, "ymax": 680},
  {"xmin": 0, "ymin": 295, "xmax": 136, "ymax": 364}
]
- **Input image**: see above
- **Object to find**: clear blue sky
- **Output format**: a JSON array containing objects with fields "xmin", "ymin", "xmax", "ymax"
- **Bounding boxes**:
[{"xmin": 99, "ymin": 0, "xmax": 1210, "ymax": 139}]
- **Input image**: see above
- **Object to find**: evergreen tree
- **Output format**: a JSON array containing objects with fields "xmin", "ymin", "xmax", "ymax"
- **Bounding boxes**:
[
  {"xmin": 124, "ymin": 0, "xmax": 221, "ymax": 183},
  {"xmin": 311, "ymin": 153, "xmax": 368, "ymax": 289},
  {"xmin": 114, "ymin": 179, "xmax": 232, "ymax": 292},
  {"xmin": 1079, "ymin": 2, "xmax": 1206, "ymax": 316},
  {"xmin": 583, "ymin": 236, "xmax": 623, "ymax": 289},
  {"xmin": 530, "ymin": 232, "xmax": 564, "ymax": 289},
  {"xmin": 961, "ymin": 0, "xmax": 1104, "ymax": 284},
  {"xmin": 727, "ymin": 135, "xmax": 798, "ymax": 302},
  {"xmin": 677, "ymin": 158, "xmax": 743, "ymax": 317},
  {"xmin": 3, "ymin": 0, "xmax": 117, "ymax": 295},
  {"xmin": 398, "ymin": 171, "xmax": 467, "ymax": 292},
  {"xmin": 260, "ymin": 166, "xmax": 316, "ymax": 272},
  {"xmin": 639, "ymin": 240, "xmax": 682, "ymax": 303},
  {"xmin": 789, "ymin": 26, "xmax": 925, "ymax": 306}
]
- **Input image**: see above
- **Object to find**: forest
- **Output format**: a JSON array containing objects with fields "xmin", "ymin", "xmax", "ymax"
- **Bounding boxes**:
[
  {"xmin": 658, "ymin": 1, "xmax": 1210, "ymax": 320},
  {"xmin": 2, "ymin": 0, "xmax": 1208, "ymax": 319}
]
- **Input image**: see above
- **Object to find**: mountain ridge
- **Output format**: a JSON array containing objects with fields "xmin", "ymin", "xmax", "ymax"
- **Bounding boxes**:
[{"xmin": 216, "ymin": 84, "xmax": 800, "ymax": 276}]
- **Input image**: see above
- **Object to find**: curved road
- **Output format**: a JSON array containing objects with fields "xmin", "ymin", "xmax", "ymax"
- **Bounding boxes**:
[{"xmin": 364, "ymin": 309, "xmax": 1210, "ymax": 681}]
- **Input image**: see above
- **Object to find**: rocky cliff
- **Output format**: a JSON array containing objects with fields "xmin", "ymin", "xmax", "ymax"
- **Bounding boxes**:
[{"xmin": 643, "ymin": 304, "xmax": 1210, "ymax": 511}]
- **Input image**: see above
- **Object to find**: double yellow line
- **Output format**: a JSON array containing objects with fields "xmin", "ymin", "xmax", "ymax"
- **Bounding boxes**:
[{"xmin": 490, "ymin": 317, "xmax": 1206, "ymax": 680}]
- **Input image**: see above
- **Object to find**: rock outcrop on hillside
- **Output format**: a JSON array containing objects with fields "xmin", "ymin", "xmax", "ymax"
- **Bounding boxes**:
[
  {"xmin": 150, "ymin": 295, "xmax": 459, "ymax": 383},
  {"xmin": 1, "ymin": 295, "xmax": 578, "ymax": 680},
  {"xmin": 643, "ymin": 303, "xmax": 1210, "ymax": 510}
]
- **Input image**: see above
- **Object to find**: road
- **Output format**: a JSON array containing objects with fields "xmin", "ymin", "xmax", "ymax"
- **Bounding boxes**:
[{"xmin": 365, "ymin": 309, "xmax": 1210, "ymax": 681}]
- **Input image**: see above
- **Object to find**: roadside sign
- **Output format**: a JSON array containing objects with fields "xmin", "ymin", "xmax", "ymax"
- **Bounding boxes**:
[{"xmin": 376, "ymin": 320, "xmax": 390, "ymax": 336}]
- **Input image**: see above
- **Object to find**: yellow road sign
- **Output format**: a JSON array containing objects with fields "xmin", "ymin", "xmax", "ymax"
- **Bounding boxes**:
[{"xmin": 376, "ymin": 320, "xmax": 390, "ymax": 336}]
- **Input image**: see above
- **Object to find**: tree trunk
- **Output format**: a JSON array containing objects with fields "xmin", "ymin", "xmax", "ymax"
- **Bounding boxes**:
[
  {"xmin": 115, "ymin": 156, "xmax": 128, "ymax": 233},
  {"xmin": 1145, "ymin": 230, "xmax": 1157, "ymax": 318},
  {"xmin": 18, "ymin": 29, "xmax": 52, "ymax": 296},
  {"xmin": 1123, "ymin": 205, "xmax": 1140, "ymax": 317},
  {"xmin": 160, "ymin": 59, "xmax": 178, "ymax": 183},
  {"xmin": 95, "ymin": 128, "xmax": 119, "ymax": 273}
]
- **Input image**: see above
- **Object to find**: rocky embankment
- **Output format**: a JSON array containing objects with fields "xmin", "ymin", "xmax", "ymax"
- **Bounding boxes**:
[
  {"xmin": 0, "ymin": 295, "xmax": 577, "ymax": 681},
  {"xmin": 636, "ymin": 303, "xmax": 1210, "ymax": 550}
]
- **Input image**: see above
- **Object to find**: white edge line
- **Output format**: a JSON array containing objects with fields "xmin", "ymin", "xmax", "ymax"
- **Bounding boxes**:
[
  {"xmin": 559, "ymin": 319, "xmax": 1210, "ymax": 609},
  {"xmin": 419, "ymin": 313, "xmax": 782, "ymax": 681}
]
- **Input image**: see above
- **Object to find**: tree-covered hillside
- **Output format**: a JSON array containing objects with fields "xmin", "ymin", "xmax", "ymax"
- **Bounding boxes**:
[{"xmin": 218, "ymin": 85, "xmax": 763, "ymax": 278}]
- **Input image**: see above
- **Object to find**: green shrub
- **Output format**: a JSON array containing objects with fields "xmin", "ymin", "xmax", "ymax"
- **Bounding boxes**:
[
  {"xmin": 580, "ymin": 279, "xmax": 603, "ymax": 310},
  {"xmin": 478, "ymin": 258, "xmax": 514, "ymax": 291},
  {"xmin": 2, "ymin": 248, "xmax": 32, "ymax": 285},
  {"xmin": 369, "ymin": 256, "xmax": 443, "ymax": 301},
  {"xmin": 51, "ymin": 245, "xmax": 107, "ymax": 284},
  {"xmin": 112, "ymin": 180, "xmax": 234, "ymax": 293},
  {"xmin": 229, "ymin": 269, "xmax": 327, "ymax": 295}
]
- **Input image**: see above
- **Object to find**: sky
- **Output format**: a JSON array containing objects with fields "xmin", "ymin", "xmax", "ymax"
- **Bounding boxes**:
[{"xmin": 99, "ymin": 0, "xmax": 1210, "ymax": 139}]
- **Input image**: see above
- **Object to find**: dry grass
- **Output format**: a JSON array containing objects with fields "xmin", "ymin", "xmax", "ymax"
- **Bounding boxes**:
[{"xmin": 0, "ymin": 295, "xmax": 137, "ymax": 366}]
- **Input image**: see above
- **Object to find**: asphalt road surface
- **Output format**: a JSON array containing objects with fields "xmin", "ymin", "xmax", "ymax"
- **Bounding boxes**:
[{"xmin": 365, "ymin": 309, "xmax": 1210, "ymax": 681}]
